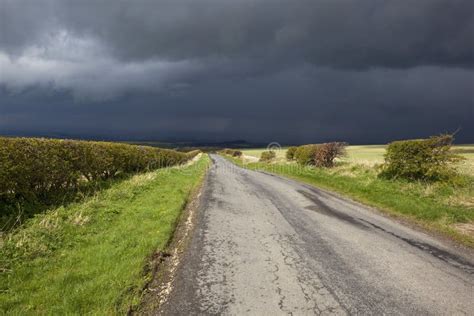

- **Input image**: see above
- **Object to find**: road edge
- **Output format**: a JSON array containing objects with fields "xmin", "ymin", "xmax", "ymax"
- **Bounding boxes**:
[{"xmin": 131, "ymin": 156, "xmax": 211, "ymax": 315}]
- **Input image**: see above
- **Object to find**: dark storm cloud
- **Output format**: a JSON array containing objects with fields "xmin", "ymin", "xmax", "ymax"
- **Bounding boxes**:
[
  {"xmin": 0, "ymin": 0, "xmax": 473, "ymax": 143},
  {"xmin": 2, "ymin": 0, "xmax": 474, "ymax": 68},
  {"xmin": 92, "ymin": 0, "xmax": 474, "ymax": 69},
  {"xmin": 1, "ymin": 66, "xmax": 473, "ymax": 143}
]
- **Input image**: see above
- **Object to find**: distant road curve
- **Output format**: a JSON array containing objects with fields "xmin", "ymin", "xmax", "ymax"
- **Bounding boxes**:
[{"xmin": 159, "ymin": 154, "xmax": 474, "ymax": 315}]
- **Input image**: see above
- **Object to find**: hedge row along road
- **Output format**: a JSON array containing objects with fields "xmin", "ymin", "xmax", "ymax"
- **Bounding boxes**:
[
  {"xmin": 0, "ymin": 137, "xmax": 199, "ymax": 229},
  {"xmin": 159, "ymin": 155, "xmax": 474, "ymax": 315}
]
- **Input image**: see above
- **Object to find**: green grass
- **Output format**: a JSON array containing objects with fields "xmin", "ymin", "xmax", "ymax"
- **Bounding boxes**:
[
  {"xmin": 0, "ymin": 155, "xmax": 209, "ymax": 314},
  {"xmin": 226, "ymin": 154, "xmax": 474, "ymax": 246}
]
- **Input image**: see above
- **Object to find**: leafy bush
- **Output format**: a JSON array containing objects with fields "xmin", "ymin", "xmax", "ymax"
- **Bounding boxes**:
[
  {"xmin": 314, "ymin": 142, "xmax": 347, "ymax": 167},
  {"xmin": 286, "ymin": 146, "xmax": 297, "ymax": 161},
  {"xmin": 259, "ymin": 151, "xmax": 276, "ymax": 162},
  {"xmin": 0, "ymin": 137, "xmax": 196, "ymax": 228},
  {"xmin": 294, "ymin": 145, "xmax": 319, "ymax": 165},
  {"xmin": 379, "ymin": 134, "xmax": 461, "ymax": 181},
  {"xmin": 232, "ymin": 150, "xmax": 243, "ymax": 157}
]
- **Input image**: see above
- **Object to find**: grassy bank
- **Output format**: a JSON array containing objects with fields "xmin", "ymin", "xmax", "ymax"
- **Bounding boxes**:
[
  {"xmin": 0, "ymin": 155, "xmax": 209, "ymax": 314},
  {"xmin": 227, "ymin": 153, "xmax": 474, "ymax": 247}
]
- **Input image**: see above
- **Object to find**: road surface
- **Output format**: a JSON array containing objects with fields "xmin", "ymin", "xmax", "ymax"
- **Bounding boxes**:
[{"xmin": 159, "ymin": 155, "xmax": 474, "ymax": 315}]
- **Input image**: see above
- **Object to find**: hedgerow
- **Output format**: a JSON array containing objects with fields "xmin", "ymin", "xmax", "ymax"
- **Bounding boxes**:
[{"xmin": 0, "ymin": 137, "xmax": 198, "ymax": 228}]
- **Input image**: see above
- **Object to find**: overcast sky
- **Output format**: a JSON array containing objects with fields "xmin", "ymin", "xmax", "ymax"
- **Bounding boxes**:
[{"xmin": 1, "ymin": 0, "xmax": 473, "ymax": 144}]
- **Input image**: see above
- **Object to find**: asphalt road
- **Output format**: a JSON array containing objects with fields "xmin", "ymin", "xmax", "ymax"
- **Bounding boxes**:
[{"xmin": 159, "ymin": 155, "xmax": 474, "ymax": 315}]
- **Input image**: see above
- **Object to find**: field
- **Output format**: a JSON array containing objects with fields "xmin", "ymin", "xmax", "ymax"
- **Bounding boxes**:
[
  {"xmin": 235, "ymin": 145, "xmax": 474, "ymax": 246},
  {"xmin": 240, "ymin": 148, "xmax": 289, "ymax": 160},
  {"xmin": 0, "ymin": 155, "xmax": 209, "ymax": 314}
]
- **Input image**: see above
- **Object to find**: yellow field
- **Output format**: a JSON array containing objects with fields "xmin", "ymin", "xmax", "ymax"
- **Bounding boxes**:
[
  {"xmin": 454, "ymin": 145, "xmax": 474, "ymax": 176},
  {"xmin": 241, "ymin": 145, "xmax": 474, "ymax": 176},
  {"xmin": 343, "ymin": 145, "xmax": 385, "ymax": 165},
  {"xmin": 240, "ymin": 148, "xmax": 288, "ymax": 159}
]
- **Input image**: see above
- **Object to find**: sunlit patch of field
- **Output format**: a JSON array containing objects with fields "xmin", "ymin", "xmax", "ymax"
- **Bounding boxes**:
[
  {"xmin": 452, "ymin": 145, "xmax": 474, "ymax": 176},
  {"xmin": 342, "ymin": 145, "xmax": 386, "ymax": 166},
  {"xmin": 240, "ymin": 148, "xmax": 288, "ymax": 160}
]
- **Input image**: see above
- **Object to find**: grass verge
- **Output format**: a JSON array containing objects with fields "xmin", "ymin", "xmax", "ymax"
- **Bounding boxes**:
[
  {"xmin": 225, "ymin": 155, "xmax": 474, "ymax": 247},
  {"xmin": 0, "ymin": 155, "xmax": 210, "ymax": 314}
]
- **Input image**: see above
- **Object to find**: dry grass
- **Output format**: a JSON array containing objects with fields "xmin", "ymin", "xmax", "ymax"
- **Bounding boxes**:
[
  {"xmin": 455, "ymin": 145, "xmax": 474, "ymax": 176},
  {"xmin": 454, "ymin": 223, "xmax": 474, "ymax": 236}
]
